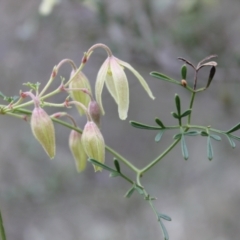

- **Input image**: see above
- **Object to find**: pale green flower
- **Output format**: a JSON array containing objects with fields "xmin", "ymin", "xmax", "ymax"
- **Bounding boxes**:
[
  {"xmin": 95, "ymin": 56, "xmax": 155, "ymax": 120},
  {"xmin": 69, "ymin": 130, "xmax": 87, "ymax": 172},
  {"xmin": 69, "ymin": 70, "xmax": 92, "ymax": 116},
  {"xmin": 31, "ymin": 106, "xmax": 55, "ymax": 159},
  {"xmin": 81, "ymin": 121, "xmax": 105, "ymax": 172}
]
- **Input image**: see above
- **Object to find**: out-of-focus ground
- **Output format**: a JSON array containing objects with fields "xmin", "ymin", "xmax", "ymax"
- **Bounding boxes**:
[{"xmin": 0, "ymin": 0, "xmax": 240, "ymax": 240}]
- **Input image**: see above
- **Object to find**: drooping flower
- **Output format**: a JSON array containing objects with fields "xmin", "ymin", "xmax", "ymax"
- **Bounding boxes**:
[
  {"xmin": 95, "ymin": 55, "xmax": 155, "ymax": 120},
  {"xmin": 69, "ymin": 70, "xmax": 92, "ymax": 115},
  {"xmin": 69, "ymin": 130, "xmax": 87, "ymax": 172},
  {"xmin": 31, "ymin": 106, "xmax": 56, "ymax": 159},
  {"xmin": 81, "ymin": 121, "xmax": 105, "ymax": 172}
]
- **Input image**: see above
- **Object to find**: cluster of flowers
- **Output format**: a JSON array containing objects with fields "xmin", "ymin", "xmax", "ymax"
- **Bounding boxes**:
[{"xmin": 27, "ymin": 44, "xmax": 155, "ymax": 172}]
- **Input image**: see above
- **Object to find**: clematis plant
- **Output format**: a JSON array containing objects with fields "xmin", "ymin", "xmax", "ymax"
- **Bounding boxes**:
[{"xmin": 0, "ymin": 44, "xmax": 240, "ymax": 240}]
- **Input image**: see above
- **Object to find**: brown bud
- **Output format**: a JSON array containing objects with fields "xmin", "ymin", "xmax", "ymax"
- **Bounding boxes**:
[
  {"xmin": 69, "ymin": 130, "xmax": 87, "ymax": 172},
  {"xmin": 88, "ymin": 100, "xmax": 101, "ymax": 128},
  {"xmin": 31, "ymin": 107, "xmax": 55, "ymax": 159},
  {"xmin": 181, "ymin": 79, "xmax": 187, "ymax": 87}
]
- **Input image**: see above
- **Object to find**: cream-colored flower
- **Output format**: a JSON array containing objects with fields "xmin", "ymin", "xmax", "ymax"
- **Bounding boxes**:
[
  {"xmin": 31, "ymin": 106, "xmax": 55, "ymax": 159},
  {"xmin": 69, "ymin": 70, "xmax": 92, "ymax": 116},
  {"xmin": 95, "ymin": 56, "xmax": 155, "ymax": 120},
  {"xmin": 81, "ymin": 121, "xmax": 105, "ymax": 172},
  {"xmin": 69, "ymin": 130, "xmax": 87, "ymax": 172}
]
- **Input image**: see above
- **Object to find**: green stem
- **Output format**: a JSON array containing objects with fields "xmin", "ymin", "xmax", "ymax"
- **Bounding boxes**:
[
  {"xmin": 105, "ymin": 146, "xmax": 139, "ymax": 173},
  {"xmin": 140, "ymin": 138, "xmax": 180, "ymax": 174},
  {"xmin": 119, "ymin": 173, "xmax": 135, "ymax": 185},
  {"xmin": 187, "ymin": 92, "xmax": 196, "ymax": 125},
  {"xmin": 0, "ymin": 210, "xmax": 6, "ymax": 240}
]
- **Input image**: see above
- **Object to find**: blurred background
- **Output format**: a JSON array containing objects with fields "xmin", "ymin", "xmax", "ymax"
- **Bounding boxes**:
[{"xmin": 0, "ymin": 0, "xmax": 240, "ymax": 239}]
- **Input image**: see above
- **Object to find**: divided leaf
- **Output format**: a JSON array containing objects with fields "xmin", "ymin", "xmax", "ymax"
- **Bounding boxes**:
[
  {"xmin": 181, "ymin": 109, "xmax": 192, "ymax": 118},
  {"xmin": 225, "ymin": 134, "xmax": 236, "ymax": 148},
  {"xmin": 88, "ymin": 158, "xmax": 116, "ymax": 172},
  {"xmin": 114, "ymin": 158, "xmax": 121, "ymax": 172},
  {"xmin": 210, "ymin": 134, "xmax": 221, "ymax": 141},
  {"xmin": 175, "ymin": 94, "xmax": 181, "ymax": 116},
  {"xmin": 155, "ymin": 118, "xmax": 165, "ymax": 128},
  {"xmin": 181, "ymin": 134, "xmax": 189, "ymax": 160},
  {"xmin": 150, "ymin": 72, "xmax": 179, "ymax": 84},
  {"xmin": 207, "ymin": 137, "xmax": 213, "ymax": 160},
  {"xmin": 225, "ymin": 123, "xmax": 240, "ymax": 134},
  {"xmin": 130, "ymin": 121, "xmax": 160, "ymax": 130},
  {"xmin": 158, "ymin": 213, "xmax": 172, "ymax": 221},
  {"xmin": 155, "ymin": 130, "xmax": 165, "ymax": 142},
  {"xmin": 181, "ymin": 64, "xmax": 187, "ymax": 79},
  {"xmin": 159, "ymin": 219, "xmax": 169, "ymax": 240}
]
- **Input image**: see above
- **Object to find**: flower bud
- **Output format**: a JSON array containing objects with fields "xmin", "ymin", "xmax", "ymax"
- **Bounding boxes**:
[
  {"xmin": 81, "ymin": 121, "xmax": 105, "ymax": 172},
  {"xmin": 69, "ymin": 70, "xmax": 92, "ymax": 115},
  {"xmin": 31, "ymin": 107, "xmax": 55, "ymax": 159},
  {"xmin": 69, "ymin": 130, "xmax": 87, "ymax": 172},
  {"xmin": 88, "ymin": 100, "xmax": 101, "ymax": 128},
  {"xmin": 181, "ymin": 79, "xmax": 187, "ymax": 87}
]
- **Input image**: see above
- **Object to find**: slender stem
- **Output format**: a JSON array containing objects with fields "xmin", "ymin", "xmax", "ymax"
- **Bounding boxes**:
[
  {"xmin": 0, "ymin": 210, "xmax": 6, "ymax": 240},
  {"xmin": 140, "ymin": 138, "xmax": 180, "ymax": 174},
  {"xmin": 87, "ymin": 43, "xmax": 113, "ymax": 57},
  {"xmin": 187, "ymin": 92, "xmax": 196, "ymax": 125},
  {"xmin": 119, "ymin": 173, "xmax": 134, "ymax": 185},
  {"xmin": 193, "ymin": 70, "xmax": 198, "ymax": 90},
  {"xmin": 5, "ymin": 112, "xmax": 25, "ymax": 119},
  {"xmin": 38, "ymin": 75, "xmax": 55, "ymax": 97},
  {"xmin": 42, "ymin": 102, "xmax": 65, "ymax": 108},
  {"xmin": 39, "ymin": 59, "xmax": 77, "ymax": 97},
  {"xmin": 105, "ymin": 146, "xmax": 140, "ymax": 173}
]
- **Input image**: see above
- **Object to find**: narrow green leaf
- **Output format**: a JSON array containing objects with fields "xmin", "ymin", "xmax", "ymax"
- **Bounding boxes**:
[
  {"xmin": 181, "ymin": 64, "xmax": 187, "ymax": 79},
  {"xmin": 173, "ymin": 133, "xmax": 182, "ymax": 139},
  {"xmin": 171, "ymin": 112, "xmax": 180, "ymax": 119},
  {"xmin": 158, "ymin": 213, "xmax": 172, "ymax": 221},
  {"xmin": 207, "ymin": 137, "xmax": 213, "ymax": 160},
  {"xmin": 181, "ymin": 109, "xmax": 192, "ymax": 118},
  {"xmin": 130, "ymin": 121, "xmax": 160, "ymax": 130},
  {"xmin": 159, "ymin": 219, "xmax": 169, "ymax": 240},
  {"xmin": 181, "ymin": 134, "xmax": 189, "ymax": 160},
  {"xmin": 226, "ymin": 123, "xmax": 240, "ymax": 134},
  {"xmin": 88, "ymin": 158, "xmax": 115, "ymax": 172},
  {"xmin": 175, "ymin": 94, "xmax": 181, "ymax": 116},
  {"xmin": 228, "ymin": 135, "xmax": 240, "ymax": 141},
  {"xmin": 155, "ymin": 118, "xmax": 165, "ymax": 128},
  {"xmin": 225, "ymin": 135, "xmax": 236, "ymax": 148},
  {"xmin": 155, "ymin": 130, "xmax": 165, "ymax": 142},
  {"xmin": 109, "ymin": 172, "xmax": 121, "ymax": 178},
  {"xmin": 114, "ymin": 159, "xmax": 121, "ymax": 172},
  {"xmin": 210, "ymin": 134, "xmax": 221, "ymax": 141},
  {"xmin": 124, "ymin": 186, "xmax": 135, "ymax": 198},
  {"xmin": 201, "ymin": 131, "xmax": 209, "ymax": 136},
  {"xmin": 150, "ymin": 72, "xmax": 179, "ymax": 84},
  {"xmin": 184, "ymin": 131, "xmax": 200, "ymax": 136}
]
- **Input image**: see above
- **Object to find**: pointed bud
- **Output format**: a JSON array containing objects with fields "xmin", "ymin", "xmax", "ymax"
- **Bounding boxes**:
[
  {"xmin": 81, "ymin": 121, "xmax": 105, "ymax": 172},
  {"xmin": 69, "ymin": 70, "xmax": 92, "ymax": 115},
  {"xmin": 88, "ymin": 100, "xmax": 101, "ymax": 128},
  {"xmin": 69, "ymin": 130, "xmax": 87, "ymax": 172},
  {"xmin": 31, "ymin": 107, "xmax": 55, "ymax": 159}
]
